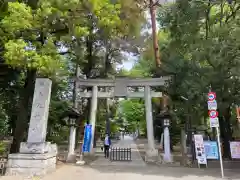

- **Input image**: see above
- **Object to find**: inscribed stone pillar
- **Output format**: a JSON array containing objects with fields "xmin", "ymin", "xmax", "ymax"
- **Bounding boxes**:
[
  {"xmin": 89, "ymin": 85, "xmax": 98, "ymax": 152},
  {"xmin": 144, "ymin": 86, "xmax": 158, "ymax": 161},
  {"xmin": 6, "ymin": 78, "xmax": 57, "ymax": 176},
  {"xmin": 20, "ymin": 78, "xmax": 53, "ymax": 153}
]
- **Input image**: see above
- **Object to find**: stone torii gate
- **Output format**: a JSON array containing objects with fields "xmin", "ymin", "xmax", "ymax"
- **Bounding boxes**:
[{"xmin": 73, "ymin": 77, "xmax": 169, "ymax": 161}]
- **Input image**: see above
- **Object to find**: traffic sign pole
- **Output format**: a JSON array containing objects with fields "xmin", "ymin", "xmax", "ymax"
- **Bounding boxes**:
[
  {"xmin": 216, "ymin": 127, "xmax": 224, "ymax": 178},
  {"xmin": 207, "ymin": 91, "xmax": 224, "ymax": 178}
]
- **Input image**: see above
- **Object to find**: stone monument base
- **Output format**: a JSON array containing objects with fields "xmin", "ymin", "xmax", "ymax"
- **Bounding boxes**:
[
  {"xmin": 6, "ymin": 152, "xmax": 57, "ymax": 176},
  {"xmin": 163, "ymin": 153, "xmax": 173, "ymax": 163},
  {"xmin": 66, "ymin": 154, "xmax": 76, "ymax": 163},
  {"xmin": 145, "ymin": 148, "xmax": 158, "ymax": 162}
]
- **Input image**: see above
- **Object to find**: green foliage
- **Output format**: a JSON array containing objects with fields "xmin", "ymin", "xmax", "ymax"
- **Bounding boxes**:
[
  {"xmin": 46, "ymin": 79, "xmax": 70, "ymax": 143},
  {"xmin": 128, "ymin": 0, "xmax": 240, "ymax": 149},
  {"xmin": 120, "ymin": 99, "xmax": 144, "ymax": 122},
  {"xmin": 0, "ymin": 103, "xmax": 9, "ymax": 136},
  {"xmin": 117, "ymin": 99, "xmax": 145, "ymax": 133},
  {"xmin": 0, "ymin": 0, "xmax": 148, "ymax": 148},
  {"xmin": 0, "ymin": 142, "xmax": 5, "ymax": 154}
]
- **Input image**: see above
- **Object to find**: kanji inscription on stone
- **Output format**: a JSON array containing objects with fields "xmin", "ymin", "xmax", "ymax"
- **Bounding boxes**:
[{"xmin": 27, "ymin": 78, "xmax": 52, "ymax": 143}]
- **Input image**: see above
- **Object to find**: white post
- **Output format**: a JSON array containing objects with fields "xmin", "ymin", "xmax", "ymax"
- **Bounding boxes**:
[
  {"xmin": 67, "ymin": 126, "xmax": 76, "ymax": 162},
  {"xmin": 216, "ymin": 127, "xmax": 224, "ymax": 178},
  {"xmin": 160, "ymin": 133, "xmax": 163, "ymax": 147},
  {"xmin": 90, "ymin": 85, "xmax": 98, "ymax": 153},
  {"xmin": 163, "ymin": 126, "xmax": 172, "ymax": 162},
  {"xmin": 144, "ymin": 86, "xmax": 157, "ymax": 160}
]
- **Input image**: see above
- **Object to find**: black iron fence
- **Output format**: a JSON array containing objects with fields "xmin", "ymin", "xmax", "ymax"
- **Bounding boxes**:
[{"xmin": 110, "ymin": 147, "xmax": 131, "ymax": 161}]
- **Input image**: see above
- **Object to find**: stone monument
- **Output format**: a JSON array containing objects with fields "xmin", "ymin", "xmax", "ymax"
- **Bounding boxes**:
[{"xmin": 6, "ymin": 78, "xmax": 57, "ymax": 176}]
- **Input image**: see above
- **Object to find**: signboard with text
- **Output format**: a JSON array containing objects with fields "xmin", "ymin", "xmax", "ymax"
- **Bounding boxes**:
[
  {"xmin": 230, "ymin": 141, "xmax": 240, "ymax": 159},
  {"xmin": 204, "ymin": 141, "xmax": 219, "ymax": 160},
  {"xmin": 209, "ymin": 117, "xmax": 219, "ymax": 128},
  {"xmin": 208, "ymin": 100, "xmax": 217, "ymax": 110},
  {"xmin": 194, "ymin": 134, "xmax": 207, "ymax": 165}
]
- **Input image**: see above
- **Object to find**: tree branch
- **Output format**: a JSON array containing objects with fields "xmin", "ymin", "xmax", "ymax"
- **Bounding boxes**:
[{"xmin": 225, "ymin": 4, "xmax": 240, "ymax": 23}]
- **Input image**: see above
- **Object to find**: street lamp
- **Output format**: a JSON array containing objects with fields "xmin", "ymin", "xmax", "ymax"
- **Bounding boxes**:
[
  {"xmin": 163, "ymin": 118, "xmax": 170, "ymax": 127},
  {"xmin": 159, "ymin": 110, "xmax": 172, "ymax": 162},
  {"xmin": 68, "ymin": 118, "xmax": 76, "ymax": 126},
  {"xmin": 62, "ymin": 107, "xmax": 81, "ymax": 163},
  {"xmin": 63, "ymin": 109, "xmax": 80, "ymax": 127}
]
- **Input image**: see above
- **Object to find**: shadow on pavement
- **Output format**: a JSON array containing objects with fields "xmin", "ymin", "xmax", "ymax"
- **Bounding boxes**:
[{"xmin": 85, "ymin": 164, "xmax": 240, "ymax": 179}]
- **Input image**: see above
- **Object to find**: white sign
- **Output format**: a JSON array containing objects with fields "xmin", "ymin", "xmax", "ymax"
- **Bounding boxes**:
[
  {"xmin": 208, "ymin": 100, "xmax": 217, "ymax": 110},
  {"xmin": 194, "ymin": 134, "xmax": 207, "ymax": 165},
  {"xmin": 210, "ymin": 117, "xmax": 219, "ymax": 128},
  {"xmin": 230, "ymin": 141, "xmax": 240, "ymax": 159}
]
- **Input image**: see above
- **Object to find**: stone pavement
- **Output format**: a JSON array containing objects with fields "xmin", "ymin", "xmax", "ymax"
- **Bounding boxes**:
[
  {"xmin": 90, "ymin": 135, "xmax": 146, "ymax": 167},
  {"xmin": 1, "ymin": 136, "xmax": 240, "ymax": 180},
  {"xmin": 2, "ymin": 163, "xmax": 240, "ymax": 180}
]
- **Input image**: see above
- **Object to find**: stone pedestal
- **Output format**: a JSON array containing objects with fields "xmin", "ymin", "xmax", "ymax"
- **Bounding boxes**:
[
  {"xmin": 163, "ymin": 127, "xmax": 173, "ymax": 163},
  {"xmin": 66, "ymin": 126, "xmax": 77, "ymax": 163},
  {"xmin": 6, "ymin": 142, "xmax": 57, "ymax": 176},
  {"xmin": 19, "ymin": 142, "xmax": 56, "ymax": 154},
  {"xmin": 6, "ymin": 78, "xmax": 57, "ymax": 176},
  {"xmin": 145, "ymin": 148, "xmax": 158, "ymax": 162},
  {"xmin": 6, "ymin": 151, "xmax": 56, "ymax": 176}
]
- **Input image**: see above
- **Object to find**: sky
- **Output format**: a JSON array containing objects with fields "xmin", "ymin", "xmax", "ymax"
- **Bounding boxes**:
[
  {"xmin": 118, "ymin": 57, "xmax": 136, "ymax": 71},
  {"xmin": 123, "ymin": 60, "xmax": 135, "ymax": 70}
]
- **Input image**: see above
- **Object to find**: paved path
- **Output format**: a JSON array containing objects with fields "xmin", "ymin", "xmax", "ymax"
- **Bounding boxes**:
[
  {"xmin": 2, "ymin": 136, "xmax": 240, "ymax": 180},
  {"xmin": 3, "ymin": 164, "xmax": 240, "ymax": 180},
  {"xmin": 90, "ymin": 136, "xmax": 146, "ymax": 167}
]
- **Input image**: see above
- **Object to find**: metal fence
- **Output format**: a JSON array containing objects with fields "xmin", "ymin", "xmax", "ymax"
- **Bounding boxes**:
[{"xmin": 110, "ymin": 147, "xmax": 131, "ymax": 161}]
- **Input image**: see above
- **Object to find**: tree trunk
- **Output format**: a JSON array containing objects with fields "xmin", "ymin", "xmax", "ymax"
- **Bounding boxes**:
[
  {"xmin": 219, "ymin": 106, "xmax": 232, "ymax": 159},
  {"xmin": 180, "ymin": 128, "xmax": 187, "ymax": 166},
  {"xmin": 10, "ymin": 69, "xmax": 36, "ymax": 153},
  {"xmin": 149, "ymin": 0, "xmax": 161, "ymax": 67}
]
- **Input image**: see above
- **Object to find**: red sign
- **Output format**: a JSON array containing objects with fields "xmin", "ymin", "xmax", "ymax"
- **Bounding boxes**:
[
  {"xmin": 209, "ymin": 110, "xmax": 218, "ymax": 118},
  {"xmin": 208, "ymin": 92, "xmax": 216, "ymax": 101}
]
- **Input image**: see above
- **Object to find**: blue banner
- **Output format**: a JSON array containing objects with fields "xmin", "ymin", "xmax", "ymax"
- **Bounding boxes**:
[
  {"xmin": 82, "ymin": 124, "xmax": 92, "ymax": 153},
  {"xmin": 204, "ymin": 141, "xmax": 219, "ymax": 160}
]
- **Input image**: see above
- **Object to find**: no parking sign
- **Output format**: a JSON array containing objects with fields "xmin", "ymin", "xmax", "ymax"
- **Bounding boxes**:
[
  {"xmin": 209, "ymin": 110, "xmax": 218, "ymax": 118},
  {"xmin": 208, "ymin": 92, "xmax": 216, "ymax": 101}
]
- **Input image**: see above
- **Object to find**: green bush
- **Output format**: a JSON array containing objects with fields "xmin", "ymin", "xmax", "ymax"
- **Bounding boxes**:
[{"xmin": 0, "ymin": 142, "xmax": 5, "ymax": 155}]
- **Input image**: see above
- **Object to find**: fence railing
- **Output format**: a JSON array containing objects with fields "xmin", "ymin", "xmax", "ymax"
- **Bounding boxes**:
[
  {"xmin": 0, "ymin": 158, "xmax": 7, "ymax": 175},
  {"xmin": 110, "ymin": 147, "xmax": 131, "ymax": 161}
]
